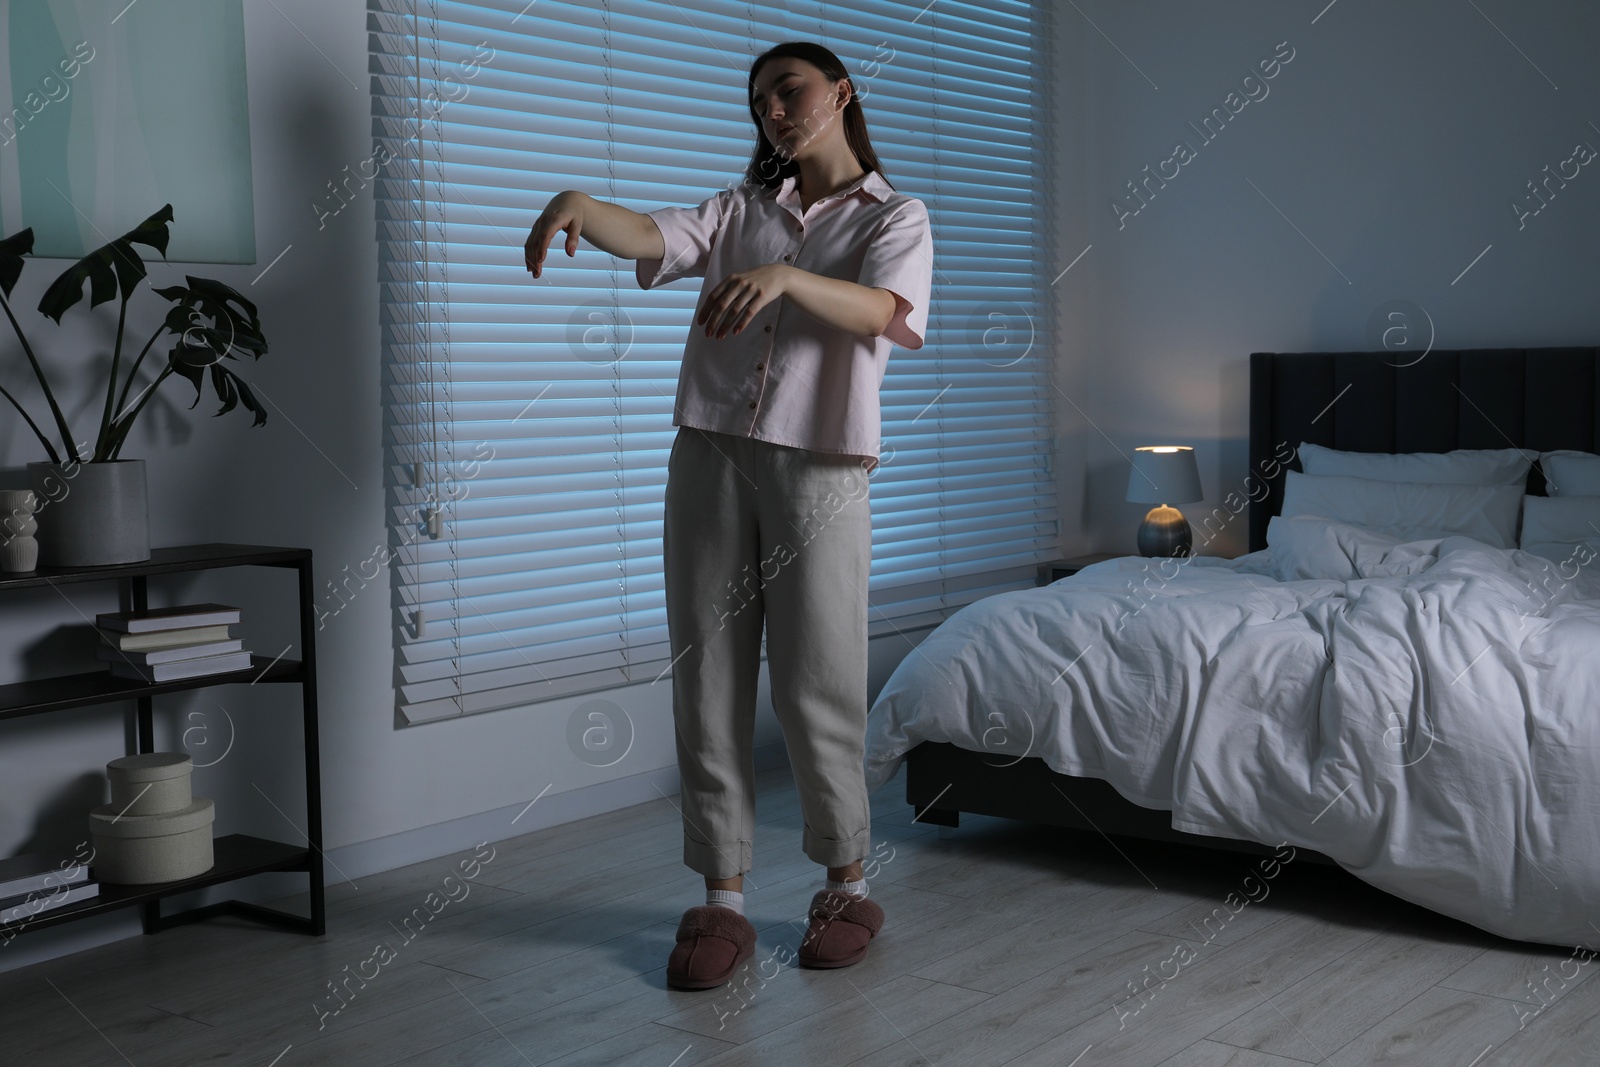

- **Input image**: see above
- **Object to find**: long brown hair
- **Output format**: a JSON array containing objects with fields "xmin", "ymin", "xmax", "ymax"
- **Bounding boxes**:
[{"xmin": 744, "ymin": 41, "xmax": 891, "ymax": 191}]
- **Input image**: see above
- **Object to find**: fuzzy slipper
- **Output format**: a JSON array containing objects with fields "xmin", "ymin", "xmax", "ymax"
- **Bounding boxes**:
[
  {"xmin": 797, "ymin": 889, "xmax": 884, "ymax": 969},
  {"xmin": 667, "ymin": 904, "xmax": 758, "ymax": 991}
]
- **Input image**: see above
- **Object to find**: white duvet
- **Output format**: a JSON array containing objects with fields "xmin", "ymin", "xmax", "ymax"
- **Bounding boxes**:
[{"xmin": 864, "ymin": 516, "xmax": 1600, "ymax": 946}]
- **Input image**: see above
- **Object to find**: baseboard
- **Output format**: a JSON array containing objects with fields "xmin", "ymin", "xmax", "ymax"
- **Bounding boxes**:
[{"xmin": 327, "ymin": 736, "xmax": 790, "ymax": 880}]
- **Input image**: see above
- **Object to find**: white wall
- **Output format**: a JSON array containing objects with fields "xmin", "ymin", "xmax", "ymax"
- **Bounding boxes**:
[
  {"xmin": 0, "ymin": 0, "xmax": 391, "ymax": 970},
  {"xmin": 1049, "ymin": 1, "xmax": 1095, "ymax": 559},
  {"xmin": 1065, "ymin": 0, "xmax": 1600, "ymax": 557}
]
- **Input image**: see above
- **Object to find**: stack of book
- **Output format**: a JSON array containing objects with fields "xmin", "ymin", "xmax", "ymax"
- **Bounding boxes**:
[
  {"xmin": 96, "ymin": 603, "xmax": 251, "ymax": 682},
  {"xmin": 0, "ymin": 853, "xmax": 99, "ymax": 926}
]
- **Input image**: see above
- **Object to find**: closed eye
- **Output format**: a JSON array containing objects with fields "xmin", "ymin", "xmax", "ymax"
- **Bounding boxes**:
[{"xmin": 752, "ymin": 77, "xmax": 801, "ymax": 108}]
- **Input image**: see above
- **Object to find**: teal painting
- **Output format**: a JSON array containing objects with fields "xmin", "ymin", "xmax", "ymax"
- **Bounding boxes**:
[{"xmin": 0, "ymin": 0, "xmax": 254, "ymax": 263}]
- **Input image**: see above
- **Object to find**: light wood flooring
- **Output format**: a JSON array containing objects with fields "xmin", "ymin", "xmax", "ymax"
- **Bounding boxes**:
[{"xmin": 2, "ymin": 761, "xmax": 1596, "ymax": 1066}]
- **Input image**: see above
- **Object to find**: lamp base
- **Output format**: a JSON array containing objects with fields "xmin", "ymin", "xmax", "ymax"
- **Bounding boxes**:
[{"xmin": 1137, "ymin": 506, "xmax": 1193, "ymax": 558}]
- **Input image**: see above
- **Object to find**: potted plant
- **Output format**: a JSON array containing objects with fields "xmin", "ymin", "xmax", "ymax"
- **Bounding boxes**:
[{"xmin": 0, "ymin": 204, "xmax": 269, "ymax": 567}]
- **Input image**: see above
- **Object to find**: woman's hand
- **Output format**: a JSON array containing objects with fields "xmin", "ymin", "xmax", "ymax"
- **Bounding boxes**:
[
  {"xmin": 697, "ymin": 264, "xmax": 792, "ymax": 339},
  {"xmin": 524, "ymin": 191, "xmax": 587, "ymax": 278}
]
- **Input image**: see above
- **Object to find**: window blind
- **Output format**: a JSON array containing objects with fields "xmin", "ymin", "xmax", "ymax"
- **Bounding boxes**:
[{"xmin": 369, "ymin": 0, "xmax": 1058, "ymax": 725}]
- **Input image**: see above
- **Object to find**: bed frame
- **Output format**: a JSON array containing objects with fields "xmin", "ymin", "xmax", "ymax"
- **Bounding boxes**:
[{"xmin": 904, "ymin": 346, "xmax": 1600, "ymax": 861}]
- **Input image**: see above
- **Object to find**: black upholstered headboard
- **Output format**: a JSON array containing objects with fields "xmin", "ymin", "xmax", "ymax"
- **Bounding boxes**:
[{"xmin": 1248, "ymin": 348, "xmax": 1600, "ymax": 553}]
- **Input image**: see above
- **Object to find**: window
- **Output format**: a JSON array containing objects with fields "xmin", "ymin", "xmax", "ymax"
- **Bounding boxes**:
[{"xmin": 370, "ymin": 0, "xmax": 1057, "ymax": 724}]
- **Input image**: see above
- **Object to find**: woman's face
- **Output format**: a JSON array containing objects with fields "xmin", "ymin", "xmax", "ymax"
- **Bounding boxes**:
[{"xmin": 750, "ymin": 58, "xmax": 849, "ymax": 161}]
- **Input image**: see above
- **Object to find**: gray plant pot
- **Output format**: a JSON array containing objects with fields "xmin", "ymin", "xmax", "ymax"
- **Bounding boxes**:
[{"xmin": 26, "ymin": 459, "xmax": 151, "ymax": 567}]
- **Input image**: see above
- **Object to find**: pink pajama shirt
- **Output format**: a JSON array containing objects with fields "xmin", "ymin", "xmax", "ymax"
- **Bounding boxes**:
[{"xmin": 637, "ymin": 167, "xmax": 934, "ymax": 464}]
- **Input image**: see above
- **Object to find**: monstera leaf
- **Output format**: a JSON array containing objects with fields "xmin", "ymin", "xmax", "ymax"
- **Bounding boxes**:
[
  {"xmin": 0, "ymin": 224, "xmax": 76, "ymax": 463},
  {"xmin": 166, "ymin": 335, "xmax": 267, "ymax": 426},
  {"xmin": 37, "ymin": 204, "xmax": 174, "ymax": 323},
  {"xmin": 0, "ymin": 228, "xmax": 34, "ymax": 298},
  {"xmin": 153, "ymin": 274, "xmax": 267, "ymax": 362}
]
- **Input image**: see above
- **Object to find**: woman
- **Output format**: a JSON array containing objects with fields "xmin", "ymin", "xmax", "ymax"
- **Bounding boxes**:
[{"xmin": 524, "ymin": 41, "xmax": 933, "ymax": 992}]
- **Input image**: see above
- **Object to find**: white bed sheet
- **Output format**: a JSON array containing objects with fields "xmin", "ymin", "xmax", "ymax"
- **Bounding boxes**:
[{"xmin": 863, "ymin": 516, "xmax": 1600, "ymax": 945}]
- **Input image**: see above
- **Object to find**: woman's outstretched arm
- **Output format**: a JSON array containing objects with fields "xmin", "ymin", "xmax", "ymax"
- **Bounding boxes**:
[
  {"xmin": 780, "ymin": 268, "xmax": 898, "ymax": 338},
  {"xmin": 525, "ymin": 191, "xmax": 664, "ymax": 277},
  {"xmin": 698, "ymin": 264, "xmax": 896, "ymax": 340}
]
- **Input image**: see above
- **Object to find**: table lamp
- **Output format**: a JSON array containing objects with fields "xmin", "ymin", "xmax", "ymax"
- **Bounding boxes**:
[{"xmin": 1126, "ymin": 446, "xmax": 1203, "ymax": 557}]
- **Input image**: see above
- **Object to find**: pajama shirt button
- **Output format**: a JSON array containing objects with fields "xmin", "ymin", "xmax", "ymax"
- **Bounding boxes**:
[
  {"xmin": 763, "ymin": 325, "xmax": 771, "ymax": 332},
  {"xmin": 748, "ymin": 401, "xmax": 758, "ymax": 409},
  {"xmin": 755, "ymin": 363, "xmax": 764, "ymax": 370}
]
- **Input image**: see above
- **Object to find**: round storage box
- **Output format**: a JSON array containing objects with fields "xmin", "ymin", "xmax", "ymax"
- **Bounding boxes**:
[
  {"xmin": 88, "ymin": 797, "xmax": 214, "ymax": 884},
  {"xmin": 107, "ymin": 752, "xmax": 193, "ymax": 815}
]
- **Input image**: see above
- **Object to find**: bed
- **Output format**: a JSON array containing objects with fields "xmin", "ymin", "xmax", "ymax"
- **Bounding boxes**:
[{"xmin": 865, "ymin": 347, "xmax": 1600, "ymax": 947}]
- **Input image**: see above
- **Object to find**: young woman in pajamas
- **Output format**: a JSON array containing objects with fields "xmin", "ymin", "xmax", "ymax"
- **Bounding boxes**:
[{"xmin": 525, "ymin": 41, "xmax": 933, "ymax": 989}]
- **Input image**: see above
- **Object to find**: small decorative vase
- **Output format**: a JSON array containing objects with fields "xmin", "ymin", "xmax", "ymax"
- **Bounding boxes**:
[
  {"xmin": 25, "ymin": 459, "xmax": 151, "ymax": 567},
  {"xmin": 0, "ymin": 489, "xmax": 39, "ymax": 573}
]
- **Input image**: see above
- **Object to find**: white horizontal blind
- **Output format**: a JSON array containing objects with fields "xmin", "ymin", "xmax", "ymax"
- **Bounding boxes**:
[{"xmin": 370, "ymin": 0, "xmax": 1057, "ymax": 724}]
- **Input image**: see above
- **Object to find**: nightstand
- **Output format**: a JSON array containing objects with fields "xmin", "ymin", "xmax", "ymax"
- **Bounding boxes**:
[{"xmin": 1037, "ymin": 552, "xmax": 1124, "ymax": 585}]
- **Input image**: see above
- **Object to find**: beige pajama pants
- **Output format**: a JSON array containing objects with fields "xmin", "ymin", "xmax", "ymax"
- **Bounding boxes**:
[{"xmin": 663, "ymin": 425, "xmax": 874, "ymax": 879}]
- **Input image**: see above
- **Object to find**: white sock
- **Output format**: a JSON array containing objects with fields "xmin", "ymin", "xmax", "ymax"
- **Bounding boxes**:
[
  {"xmin": 706, "ymin": 889, "xmax": 744, "ymax": 915},
  {"xmin": 825, "ymin": 877, "xmax": 868, "ymax": 898}
]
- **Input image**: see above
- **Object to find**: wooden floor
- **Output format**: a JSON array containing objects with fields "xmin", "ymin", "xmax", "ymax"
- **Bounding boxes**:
[{"xmin": 3, "ymin": 761, "xmax": 1596, "ymax": 1066}]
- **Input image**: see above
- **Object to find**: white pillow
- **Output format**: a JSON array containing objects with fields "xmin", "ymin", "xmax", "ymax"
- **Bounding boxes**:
[
  {"xmin": 1520, "ymin": 498, "xmax": 1600, "ymax": 567},
  {"xmin": 1539, "ymin": 450, "xmax": 1600, "ymax": 497},
  {"xmin": 1520, "ymin": 493, "xmax": 1600, "ymax": 548},
  {"xmin": 1265, "ymin": 515, "xmax": 1438, "ymax": 581},
  {"xmin": 1297, "ymin": 442, "xmax": 1532, "ymax": 486},
  {"xmin": 1279, "ymin": 471, "xmax": 1523, "ymax": 548}
]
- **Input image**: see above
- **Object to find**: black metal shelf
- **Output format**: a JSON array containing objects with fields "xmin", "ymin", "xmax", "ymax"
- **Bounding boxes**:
[
  {"xmin": 0, "ymin": 543, "xmax": 310, "ymax": 591},
  {"xmin": 0, "ymin": 543, "xmax": 325, "ymax": 939},
  {"xmin": 0, "ymin": 835, "xmax": 317, "ymax": 936},
  {"xmin": 0, "ymin": 655, "xmax": 304, "ymax": 721}
]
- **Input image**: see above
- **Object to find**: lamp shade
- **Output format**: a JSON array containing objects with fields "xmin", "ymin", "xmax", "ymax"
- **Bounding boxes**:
[{"xmin": 1126, "ymin": 446, "xmax": 1203, "ymax": 505}]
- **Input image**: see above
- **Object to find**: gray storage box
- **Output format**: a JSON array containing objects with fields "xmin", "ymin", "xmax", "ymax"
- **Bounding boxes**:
[
  {"xmin": 107, "ymin": 752, "xmax": 193, "ymax": 815},
  {"xmin": 88, "ymin": 797, "xmax": 215, "ymax": 884}
]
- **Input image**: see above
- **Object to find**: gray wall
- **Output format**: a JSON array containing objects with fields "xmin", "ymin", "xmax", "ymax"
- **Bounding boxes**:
[
  {"xmin": 1067, "ymin": 0, "xmax": 1600, "ymax": 557},
  {"xmin": 1, "ymin": 0, "xmax": 400, "ymax": 970}
]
